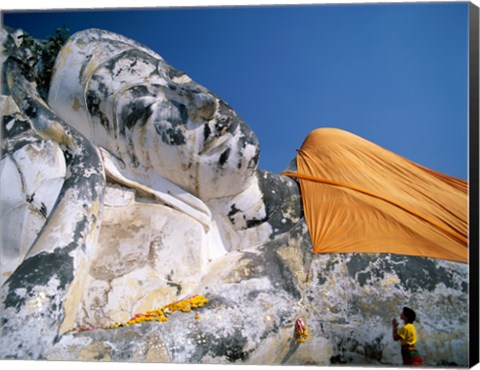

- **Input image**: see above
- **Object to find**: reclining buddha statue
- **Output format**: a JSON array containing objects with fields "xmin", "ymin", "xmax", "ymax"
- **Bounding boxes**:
[{"xmin": 0, "ymin": 27, "xmax": 469, "ymax": 365}]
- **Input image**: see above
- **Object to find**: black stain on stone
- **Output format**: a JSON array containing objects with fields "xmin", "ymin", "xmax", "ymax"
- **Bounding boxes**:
[
  {"xmin": 128, "ymin": 85, "xmax": 149, "ymax": 98},
  {"xmin": 330, "ymin": 354, "xmax": 351, "ymax": 364},
  {"xmin": 261, "ymin": 240, "xmax": 302, "ymax": 300},
  {"xmin": 152, "ymin": 100, "xmax": 188, "ymax": 146},
  {"xmin": 170, "ymin": 101, "xmax": 188, "ymax": 125},
  {"xmin": 228, "ymin": 204, "xmax": 240, "ymax": 215},
  {"xmin": 156, "ymin": 124, "xmax": 186, "ymax": 145},
  {"xmin": 166, "ymin": 271, "xmax": 182, "ymax": 296},
  {"xmin": 246, "ymin": 217, "xmax": 267, "ymax": 228},
  {"xmin": 236, "ymin": 133, "xmax": 260, "ymax": 170},
  {"xmin": 86, "ymin": 90, "xmax": 110, "ymax": 131},
  {"xmin": 205, "ymin": 328, "xmax": 249, "ymax": 362},
  {"xmin": 215, "ymin": 117, "xmax": 230, "ymax": 136},
  {"xmin": 63, "ymin": 150, "xmax": 73, "ymax": 165},
  {"xmin": 78, "ymin": 55, "xmax": 93, "ymax": 85},
  {"xmin": 39, "ymin": 202, "xmax": 47, "ymax": 218},
  {"xmin": 256, "ymin": 169, "xmax": 302, "ymax": 237},
  {"xmin": 3, "ymin": 246, "xmax": 75, "ymax": 310},
  {"xmin": 216, "ymin": 103, "xmax": 239, "ymax": 135},
  {"xmin": 119, "ymin": 98, "xmax": 154, "ymax": 130},
  {"xmin": 203, "ymin": 123, "xmax": 211, "ymax": 142},
  {"xmin": 167, "ymin": 66, "xmax": 187, "ymax": 82},
  {"xmin": 227, "ymin": 204, "xmax": 241, "ymax": 225},
  {"xmin": 247, "ymin": 150, "xmax": 260, "ymax": 170},
  {"xmin": 219, "ymin": 148, "xmax": 231, "ymax": 167},
  {"xmin": 22, "ymin": 97, "xmax": 38, "ymax": 119},
  {"xmin": 346, "ymin": 254, "xmax": 466, "ymax": 293},
  {"xmin": 2, "ymin": 114, "xmax": 32, "ymax": 138},
  {"xmin": 317, "ymin": 258, "xmax": 340, "ymax": 285},
  {"xmin": 3, "ymin": 211, "xmax": 92, "ymax": 310}
]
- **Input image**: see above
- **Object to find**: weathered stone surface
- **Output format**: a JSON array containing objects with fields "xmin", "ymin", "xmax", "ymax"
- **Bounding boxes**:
[
  {"xmin": 1, "ymin": 28, "xmax": 105, "ymax": 358},
  {"xmin": 1, "ymin": 95, "xmax": 66, "ymax": 285},
  {"xmin": 0, "ymin": 26, "xmax": 470, "ymax": 366}
]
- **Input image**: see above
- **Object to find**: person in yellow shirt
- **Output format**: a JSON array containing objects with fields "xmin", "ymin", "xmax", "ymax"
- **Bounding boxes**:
[{"xmin": 392, "ymin": 307, "xmax": 423, "ymax": 366}]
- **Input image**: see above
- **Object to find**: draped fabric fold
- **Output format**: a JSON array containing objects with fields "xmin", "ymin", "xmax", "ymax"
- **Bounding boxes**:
[{"xmin": 282, "ymin": 128, "xmax": 468, "ymax": 263}]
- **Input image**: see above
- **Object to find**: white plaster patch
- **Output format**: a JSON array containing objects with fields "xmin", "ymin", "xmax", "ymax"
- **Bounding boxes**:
[
  {"xmin": 172, "ymin": 74, "xmax": 192, "ymax": 84},
  {"xmin": 1, "ymin": 146, "xmax": 66, "ymax": 284},
  {"xmin": 14, "ymin": 288, "xmax": 27, "ymax": 298},
  {"xmin": 104, "ymin": 184, "xmax": 135, "ymax": 207}
]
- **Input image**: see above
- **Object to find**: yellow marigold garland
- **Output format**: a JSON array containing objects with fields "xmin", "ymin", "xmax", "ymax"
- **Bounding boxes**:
[
  {"xmin": 71, "ymin": 295, "xmax": 208, "ymax": 332},
  {"xmin": 109, "ymin": 295, "xmax": 208, "ymax": 329},
  {"xmin": 68, "ymin": 295, "xmax": 208, "ymax": 332}
]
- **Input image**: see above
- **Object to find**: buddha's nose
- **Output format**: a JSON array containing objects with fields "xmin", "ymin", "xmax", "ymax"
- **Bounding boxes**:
[{"xmin": 190, "ymin": 93, "xmax": 218, "ymax": 122}]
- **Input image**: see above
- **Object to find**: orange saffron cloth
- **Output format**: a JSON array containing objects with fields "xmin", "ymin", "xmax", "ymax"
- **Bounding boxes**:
[{"xmin": 282, "ymin": 128, "xmax": 468, "ymax": 263}]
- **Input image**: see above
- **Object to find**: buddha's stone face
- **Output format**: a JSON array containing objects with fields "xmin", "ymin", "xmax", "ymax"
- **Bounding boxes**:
[
  {"xmin": 112, "ymin": 62, "xmax": 260, "ymax": 199},
  {"xmin": 49, "ymin": 29, "xmax": 260, "ymax": 200}
]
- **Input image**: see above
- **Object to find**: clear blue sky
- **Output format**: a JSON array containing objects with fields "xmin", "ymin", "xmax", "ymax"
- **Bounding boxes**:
[{"xmin": 2, "ymin": 2, "xmax": 469, "ymax": 179}]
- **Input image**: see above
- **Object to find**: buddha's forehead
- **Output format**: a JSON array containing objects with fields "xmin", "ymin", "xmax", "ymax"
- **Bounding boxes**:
[
  {"xmin": 70, "ymin": 28, "xmax": 164, "ymax": 65},
  {"xmin": 86, "ymin": 49, "xmax": 166, "ymax": 100},
  {"xmin": 93, "ymin": 52, "xmax": 202, "ymax": 93},
  {"xmin": 71, "ymin": 34, "xmax": 159, "ymax": 87},
  {"xmin": 66, "ymin": 29, "xmax": 204, "ymax": 100}
]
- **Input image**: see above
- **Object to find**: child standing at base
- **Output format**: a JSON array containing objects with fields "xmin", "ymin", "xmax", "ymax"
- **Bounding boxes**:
[{"xmin": 392, "ymin": 306, "xmax": 423, "ymax": 366}]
